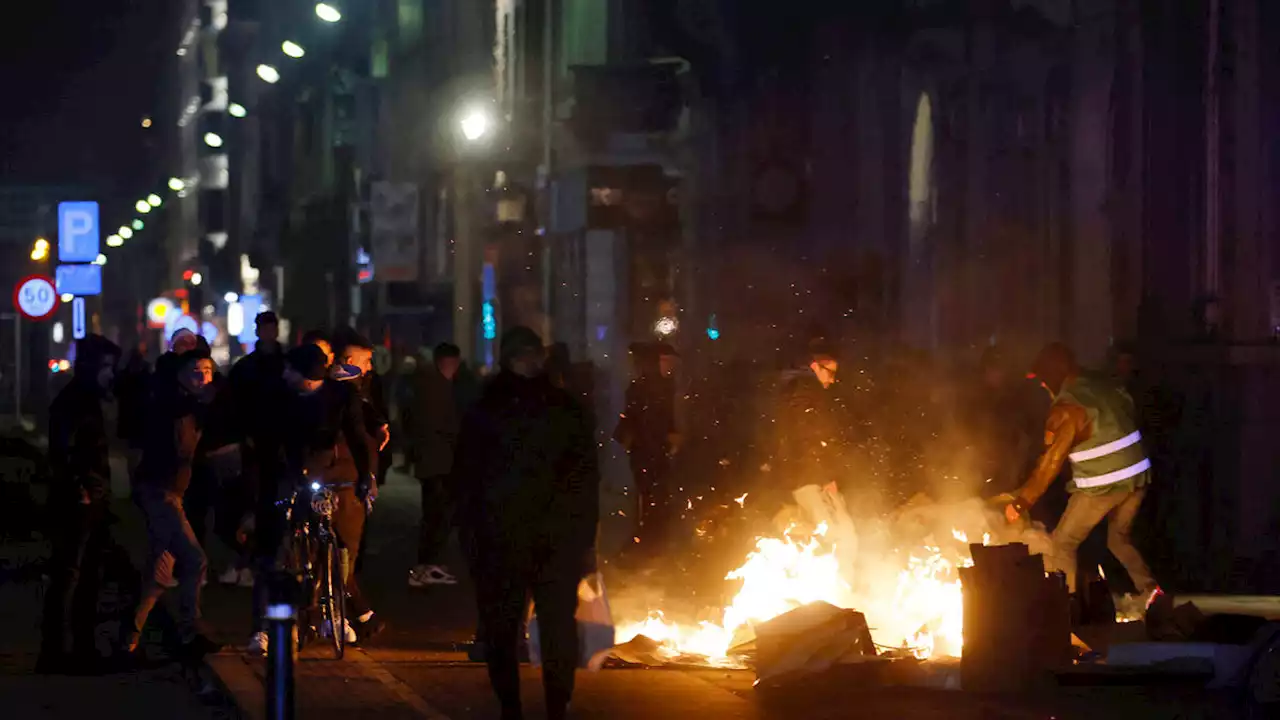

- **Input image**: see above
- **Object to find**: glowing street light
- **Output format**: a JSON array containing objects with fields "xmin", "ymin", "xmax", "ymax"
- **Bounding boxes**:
[
  {"xmin": 118, "ymin": 226, "xmax": 134, "ymax": 240},
  {"xmin": 191, "ymin": 272, "xmax": 203, "ymax": 286},
  {"xmin": 228, "ymin": 102, "xmax": 247, "ymax": 118},
  {"xmin": 60, "ymin": 294, "xmax": 73, "ymax": 303},
  {"xmin": 459, "ymin": 106, "xmax": 492, "ymax": 142},
  {"xmin": 257, "ymin": 64, "xmax": 280, "ymax": 84},
  {"xmin": 168, "ymin": 177, "xmax": 186, "ymax": 191},
  {"xmin": 224, "ymin": 292, "xmax": 238, "ymax": 303},
  {"xmin": 93, "ymin": 254, "xmax": 107, "ymax": 266},
  {"xmin": 282, "ymin": 40, "xmax": 306, "ymax": 58},
  {"xmin": 315, "ymin": 3, "xmax": 342, "ymax": 22},
  {"xmin": 204, "ymin": 132, "xmax": 224, "ymax": 148},
  {"xmin": 106, "ymin": 234, "xmax": 123, "ymax": 248},
  {"xmin": 147, "ymin": 193, "xmax": 162, "ymax": 207},
  {"xmin": 132, "ymin": 219, "xmax": 145, "ymax": 230},
  {"xmin": 30, "ymin": 237, "xmax": 49, "ymax": 261},
  {"xmin": 135, "ymin": 199, "xmax": 152, "ymax": 213}
]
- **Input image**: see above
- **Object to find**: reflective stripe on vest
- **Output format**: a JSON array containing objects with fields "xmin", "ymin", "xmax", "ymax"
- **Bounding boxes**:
[
  {"xmin": 1069, "ymin": 429, "xmax": 1142, "ymax": 463},
  {"xmin": 1073, "ymin": 457, "xmax": 1151, "ymax": 489}
]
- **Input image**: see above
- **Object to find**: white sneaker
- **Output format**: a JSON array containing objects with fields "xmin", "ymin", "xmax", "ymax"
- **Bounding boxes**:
[
  {"xmin": 237, "ymin": 568, "xmax": 255, "ymax": 588},
  {"xmin": 218, "ymin": 567, "xmax": 241, "ymax": 585},
  {"xmin": 320, "ymin": 619, "xmax": 358, "ymax": 644},
  {"xmin": 247, "ymin": 632, "xmax": 268, "ymax": 656},
  {"xmin": 409, "ymin": 565, "xmax": 458, "ymax": 587}
]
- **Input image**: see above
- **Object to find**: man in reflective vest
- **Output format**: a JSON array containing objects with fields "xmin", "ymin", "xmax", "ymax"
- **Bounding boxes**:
[{"xmin": 1004, "ymin": 342, "xmax": 1159, "ymax": 600}]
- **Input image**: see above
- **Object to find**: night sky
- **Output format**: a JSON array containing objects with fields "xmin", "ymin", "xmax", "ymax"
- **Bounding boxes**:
[{"xmin": 0, "ymin": 0, "xmax": 168, "ymax": 189}]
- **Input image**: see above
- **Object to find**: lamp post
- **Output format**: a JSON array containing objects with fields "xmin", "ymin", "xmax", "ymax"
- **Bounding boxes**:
[{"xmin": 453, "ymin": 103, "xmax": 493, "ymax": 363}]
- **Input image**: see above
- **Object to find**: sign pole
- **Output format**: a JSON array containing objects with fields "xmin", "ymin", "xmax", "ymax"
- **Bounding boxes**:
[{"xmin": 14, "ymin": 315, "xmax": 21, "ymax": 425}]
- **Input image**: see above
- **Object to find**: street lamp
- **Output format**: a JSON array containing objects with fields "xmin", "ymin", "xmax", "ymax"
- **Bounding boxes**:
[
  {"xmin": 315, "ymin": 3, "xmax": 342, "ymax": 22},
  {"xmin": 459, "ymin": 106, "xmax": 492, "ymax": 142},
  {"xmin": 257, "ymin": 64, "xmax": 281, "ymax": 83},
  {"xmin": 191, "ymin": 272, "xmax": 203, "ymax": 286},
  {"xmin": 282, "ymin": 40, "xmax": 306, "ymax": 59},
  {"xmin": 93, "ymin": 254, "xmax": 107, "ymax": 266},
  {"xmin": 118, "ymin": 226, "xmax": 134, "ymax": 240},
  {"xmin": 228, "ymin": 102, "xmax": 247, "ymax": 118},
  {"xmin": 147, "ymin": 193, "xmax": 162, "ymax": 207},
  {"xmin": 204, "ymin": 132, "xmax": 224, "ymax": 148},
  {"xmin": 30, "ymin": 237, "xmax": 49, "ymax": 261},
  {"xmin": 106, "ymin": 234, "xmax": 123, "ymax": 248},
  {"xmin": 168, "ymin": 177, "xmax": 186, "ymax": 191},
  {"xmin": 136, "ymin": 199, "xmax": 152, "ymax": 214},
  {"xmin": 132, "ymin": 219, "xmax": 145, "ymax": 230}
]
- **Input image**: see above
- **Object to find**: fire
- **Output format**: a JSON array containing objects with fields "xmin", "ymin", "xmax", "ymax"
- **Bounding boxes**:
[{"xmin": 615, "ymin": 514, "xmax": 991, "ymax": 664}]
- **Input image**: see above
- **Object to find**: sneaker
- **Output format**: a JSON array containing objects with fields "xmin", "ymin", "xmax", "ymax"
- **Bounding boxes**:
[
  {"xmin": 320, "ymin": 620, "xmax": 358, "ymax": 644},
  {"xmin": 218, "ymin": 567, "xmax": 240, "ymax": 585},
  {"xmin": 237, "ymin": 568, "xmax": 255, "ymax": 588},
  {"xmin": 247, "ymin": 632, "xmax": 269, "ymax": 656},
  {"xmin": 353, "ymin": 613, "xmax": 386, "ymax": 645},
  {"xmin": 409, "ymin": 565, "xmax": 458, "ymax": 587}
]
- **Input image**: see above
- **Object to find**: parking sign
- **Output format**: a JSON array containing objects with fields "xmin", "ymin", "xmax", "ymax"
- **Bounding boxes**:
[{"xmin": 57, "ymin": 201, "xmax": 100, "ymax": 262}]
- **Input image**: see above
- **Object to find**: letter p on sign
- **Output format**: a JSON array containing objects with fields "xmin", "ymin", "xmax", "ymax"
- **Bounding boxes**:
[{"xmin": 57, "ymin": 201, "xmax": 100, "ymax": 263}]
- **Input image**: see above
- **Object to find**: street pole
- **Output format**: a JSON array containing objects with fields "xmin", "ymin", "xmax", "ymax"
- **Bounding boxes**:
[
  {"xmin": 454, "ymin": 165, "xmax": 477, "ymax": 361},
  {"xmin": 13, "ymin": 315, "xmax": 21, "ymax": 426},
  {"xmin": 265, "ymin": 572, "xmax": 296, "ymax": 720}
]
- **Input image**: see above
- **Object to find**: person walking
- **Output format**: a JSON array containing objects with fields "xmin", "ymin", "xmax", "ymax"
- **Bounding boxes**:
[
  {"xmin": 39, "ymin": 335, "xmax": 121, "ymax": 674},
  {"xmin": 409, "ymin": 342, "xmax": 465, "ymax": 587},
  {"xmin": 455, "ymin": 326, "xmax": 600, "ymax": 720},
  {"xmin": 126, "ymin": 348, "xmax": 220, "ymax": 660}
]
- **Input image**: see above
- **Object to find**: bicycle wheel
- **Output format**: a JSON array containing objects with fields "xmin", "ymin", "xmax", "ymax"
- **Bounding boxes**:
[{"xmin": 321, "ymin": 539, "xmax": 348, "ymax": 660}]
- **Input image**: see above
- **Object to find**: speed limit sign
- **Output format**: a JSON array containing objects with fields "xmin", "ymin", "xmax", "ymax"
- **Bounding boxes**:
[{"xmin": 14, "ymin": 275, "xmax": 59, "ymax": 321}]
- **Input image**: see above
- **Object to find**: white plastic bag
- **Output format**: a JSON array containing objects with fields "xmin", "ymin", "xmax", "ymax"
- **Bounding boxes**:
[{"xmin": 528, "ymin": 572, "xmax": 616, "ymax": 670}]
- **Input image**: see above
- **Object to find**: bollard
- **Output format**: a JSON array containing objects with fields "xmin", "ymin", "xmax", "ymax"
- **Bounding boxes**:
[{"xmin": 265, "ymin": 571, "xmax": 297, "ymax": 720}]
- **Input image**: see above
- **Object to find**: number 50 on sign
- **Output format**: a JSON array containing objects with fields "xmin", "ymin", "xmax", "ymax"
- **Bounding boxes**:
[{"xmin": 14, "ymin": 275, "xmax": 59, "ymax": 321}]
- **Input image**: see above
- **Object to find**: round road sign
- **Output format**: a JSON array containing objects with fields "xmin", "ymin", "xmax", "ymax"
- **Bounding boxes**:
[{"xmin": 14, "ymin": 275, "xmax": 59, "ymax": 321}]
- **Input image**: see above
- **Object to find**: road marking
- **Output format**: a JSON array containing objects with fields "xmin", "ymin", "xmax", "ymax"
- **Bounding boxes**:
[{"xmin": 349, "ymin": 648, "xmax": 454, "ymax": 719}]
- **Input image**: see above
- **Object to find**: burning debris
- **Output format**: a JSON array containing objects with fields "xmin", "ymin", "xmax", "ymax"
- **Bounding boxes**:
[{"xmin": 611, "ymin": 485, "xmax": 1054, "ymax": 670}]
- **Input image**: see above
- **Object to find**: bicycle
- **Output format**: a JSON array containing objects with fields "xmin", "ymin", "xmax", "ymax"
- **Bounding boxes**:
[{"xmin": 279, "ymin": 478, "xmax": 353, "ymax": 659}]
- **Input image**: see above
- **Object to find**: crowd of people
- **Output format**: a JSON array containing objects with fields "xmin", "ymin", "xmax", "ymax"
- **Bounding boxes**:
[{"xmin": 40, "ymin": 316, "xmax": 600, "ymax": 720}]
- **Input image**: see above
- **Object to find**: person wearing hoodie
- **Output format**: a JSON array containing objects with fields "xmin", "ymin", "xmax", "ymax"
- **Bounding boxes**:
[
  {"xmin": 126, "ymin": 348, "xmax": 221, "ymax": 660},
  {"xmin": 39, "ymin": 335, "xmax": 121, "ymax": 673},
  {"xmin": 269, "ymin": 344, "xmax": 380, "ymax": 650},
  {"xmin": 408, "ymin": 342, "xmax": 465, "ymax": 588},
  {"xmin": 454, "ymin": 326, "xmax": 600, "ymax": 720}
]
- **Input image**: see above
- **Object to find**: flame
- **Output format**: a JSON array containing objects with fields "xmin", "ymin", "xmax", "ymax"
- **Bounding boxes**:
[{"xmin": 616, "ymin": 517, "xmax": 991, "ymax": 663}]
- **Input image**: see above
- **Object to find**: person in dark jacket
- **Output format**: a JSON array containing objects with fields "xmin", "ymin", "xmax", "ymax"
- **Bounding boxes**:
[
  {"xmin": 409, "ymin": 342, "xmax": 464, "ymax": 587},
  {"xmin": 126, "ymin": 348, "xmax": 220, "ymax": 660},
  {"xmin": 229, "ymin": 311, "xmax": 288, "ymax": 517},
  {"xmin": 39, "ymin": 335, "xmax": 120, "ymax": 673},
  {"xmin": 455, "ymin": 326, "xmax": 600, "ymax": 720},
  {"xmin": 613, "ymin": 342, "xmax": 680, "ymax": 558},
  {"xmin": 115, "ymin": 341, "xmax": 151, "ymax": 483},
  {"xmin": 279, "ymin": 343, "xmax": 382, "ymax": 646}
]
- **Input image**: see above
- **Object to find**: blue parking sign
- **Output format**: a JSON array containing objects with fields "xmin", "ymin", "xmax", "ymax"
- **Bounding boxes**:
[
  {"xmin": 55, "ymin": 264, "xmax": 103, "ymax": 296},
  {"xmin": 58, "ymin": 202, "xmax": 100, "ymax": 263}
]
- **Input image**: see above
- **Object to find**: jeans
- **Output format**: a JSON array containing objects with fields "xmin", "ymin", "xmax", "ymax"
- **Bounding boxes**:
[
  {"xmin": 41, "ymin": 502, "xmax": 109, "ymax": 660},
  {"xmin": 417, "ymin": 475, "xmax": 453, "ymax": 566},
  {"xmin": 1047, "ymin": 488, "xmax": 1156, "ymax": 594},
  {"xmin": 132, "ymin": 488, "xmax": 208, "ymax": 642},
  {"xmin": 330, "ymin": 485, "xmax": 371, "ymax": 618}
]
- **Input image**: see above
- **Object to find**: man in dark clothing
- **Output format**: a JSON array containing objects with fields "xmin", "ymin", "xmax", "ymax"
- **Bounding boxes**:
[
  {"xmin": 613, "ymin": 342, "xmax": 680, "ymax": 558},
  {"xmin": 409, "ymin": 342, "xmax": 464, "ymax": 587},
  {"xmin": 39, "ymin": 335, "xmax": 120, "ymax": 673},
  {"xmin": 455, "ymin": 326, "xmax": 600, "ymax": 720},
  {"xmin": 229, "ymin": 311, "xmax": 288, "ymax": 509},
  {"xmin": 772, "ymin": 343, "xmax": 847, "ymax": 502},
  {"xmin": 127, "ymin": 348, "xmax": 220, "ymax": 659},
  {"xmin": 115, "ymin": 342, "xmax": 151, "ymax": 483},
  {"xmin": 279, "ymin": 343, "xmax": 380, "ymax": 646}
]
